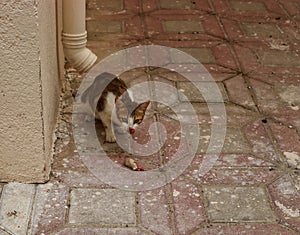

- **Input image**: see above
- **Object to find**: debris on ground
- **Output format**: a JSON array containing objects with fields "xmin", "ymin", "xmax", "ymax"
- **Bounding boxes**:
[{"xmin": 124, "ymin": 158, "xmax": 144, "ymax": 171}]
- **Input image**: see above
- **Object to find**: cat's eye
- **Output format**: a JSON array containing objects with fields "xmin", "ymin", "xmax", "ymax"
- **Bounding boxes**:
[{"xmin": 134, "ymin": 119, "xmax": 142, "ymax": 124}]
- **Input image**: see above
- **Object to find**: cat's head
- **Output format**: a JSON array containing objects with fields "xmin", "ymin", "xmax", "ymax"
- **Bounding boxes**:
[{"xmin": 115, "ymin": 97, "xmax": 150, "ymax": 134}]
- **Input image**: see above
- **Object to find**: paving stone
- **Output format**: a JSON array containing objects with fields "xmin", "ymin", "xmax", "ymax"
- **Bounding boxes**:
[
  {"xmin": 159, "ymin": 0, "xmax": 195, "ymax": 9},
  {"xmin": 229, "ymin": 1, "xmax": 267, "ymax": 12},
  {"xmin": 268, "ymin": 175, "xmax": 300, "ymax": 232},
  {"xmin": 177, "ymin": 81, "xmax": 228, "ymax": 102},
  {"xmin": 171, "ymin": 176, "xmax": 206, "ymax": 234},
  {"xmin": 279, "ymin": 0, "xmax": 300, "ymax": 20},
  {"xmin": 257, "ymin": 50, "xmax": 300, "ymax": 68},
  {"xmin": 158, "ymin": 122, "xmax": 249, "ymax": 158},
  {"xmin": 144, "ymin": 0, "xmax": 213, "ymax": 12},
  {"xmin": 149, "ymin": 67, "xmax": 233, "ymax": 83},
  {"xmin": 69, "ymin": 188, "xmax": 136, "ymax": 225},
  {"xmin": 161, "ymin": 102, "xmax": 258, "ymax": 126},
  {"xmin": 123, "ymin": 16, "xmax": 145, "ymax": 37},
  {"xmin": 213, "ymin": 0, "xmax": 285, "ymax": 16},
  {"xmin": 146, "ymin": 14, "xmax": 225, "ymax": 41},
  {"xmin": 234, "ymin": 43, "xmax": 300, "ymax": 75},
  {"xmin": 154, "ymin": 41, "xmax": 238, "ymax": 74},
  {"xmin": 192, "ymin": 154, "xmax": 274, "ymax": 168},
  {"xmin": 52, "ymin": 146, "xmax": 85, "ymax": 169},
  {"xmin": 0, "ymin": 183, "xmax": 35, "ymax": 235},
  {"xmin": 56, "ymin": 228, "xmax": 148, "ymax": 235},
  {"xmin": 219, "ymin": 104, "xmax": 259, "ymax": 126},
  {"xmin": 129, "ymin": 116, "xmax": 163, "ymax": 163},
  {"xmin": 119, "ymin": 68, "xmax": 148, "ymax": 85},
  {"xmin": 151, "ymin": 74, "xmax": 179, "ymax": 107},
  {"xmin": 188, "ymin": 151, "xmax": 278, "ymax": 185},
  {"xmin": 87, "ymin": 16, "xmax": 144, "ymax": 40},
  {"xmin": 243, "ymin": 120, "xmax": 280, "ymax": 163},
  {"xmin": 86, "ymin": 0, "xmax": 124, "ymax": 11},
  {"xmin": 241, "ymin": 22, "xmax": 283, "ymax": 38},
  {"xmin": 163, "ymin": 20, "xmax": 203, "ymax": 33},
  {"xmin": 87, "ymin": 21, "xmax": 123, "ymax": 34},
  {"xmin": 193, "ymin": 126, "xmax": 250, "ymax": 154},
  {"xmin": 269, "ymin": 122, "xmax": 300, "ymax": 169},
  {"xmin": 139, "ymin": 188, "xmax": 173, "ymax": 235},
  {"xmin": 212, "ymin": 43, "xmax": 239, "ymax": 71},
  {"xmin": 123, "ymin": 0, "xmax": 140, "ymax": 13},
  {"xmin": 224, "ymin": 75, "xmax": 256, "ymax": 109},
  {"xmin": 203, "ymin": 186, "xmax": 276, "ymax": 222},
  {"xmin": 221, "ymin": 18, "xmax": 294, "ymax": 42},
  {"xmin": 249, "ymin": 79, "xmax": 282, "ymax": 115},
  {"xmin": 232, "ymin": 44, "xmax": 260, "ymax": 74},
  {"xmin": 171, "ymin": 48, "xmax": 216, "ymax": 64},
  {"xmin": 249, "ymin": 79, "xmax": 300, "ymax": 128},
  {"xmin": 29, "ymin": 183, "xmax": 68, "ymax": 235},
  {"xmin": 72, "ymin": 113, "xmax": 130, "ymax": 155},
  {"xmin": 249, "ymin": 74, "xmax": 300, "ymax": 86},
  {"xmin": 189, "ymin": 166, "xmax": 279, "ymax": 185},
  {"xmin": 51, "ymin": 167, "xmax": 109, "ymax": 188},
  {"xmin": 194, "ymin": 224, "xmax": 298, "ymax": 235},
  {"xmin": 155, "ymin": 115, "xmax": 193, "ymax": 165}
]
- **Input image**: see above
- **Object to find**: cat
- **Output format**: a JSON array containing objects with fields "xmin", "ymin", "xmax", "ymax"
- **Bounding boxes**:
[{"xmin": 81, "ymin": 72, "xmax": 150, "ymax": 143}]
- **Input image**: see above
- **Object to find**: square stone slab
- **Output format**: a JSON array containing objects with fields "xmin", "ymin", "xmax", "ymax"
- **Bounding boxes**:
[
  {"xmin": 184, "ymin": 125, "xmax": 250, "ymax": 154},
  {"xmin": 257, "ymin": 50, "xmax": 300, "ymax": 67},
  {"xmin": 241, "ymin": 23, "xmax": 282, "ymax": 38},
  {"xmin": 87, "ymin": 21, "xmax": 123, "ymax": 33},
  {"xmin": 171, "ymin": 48, "xmax": 216, "ymax": 64},
  {"xmin": 203, "ymin": 186, "xmax": 276, "ymax": 222},
  {"xmin": 163, "ymin": 20, "xmax": 203, "ymax": 33},
  {"xmin": 0, "ymin": 183, "xmax": 35, "ymax": 235},
  {"xmin": 69, "ymin": 188, "xmax": 136, "ymax": 225},
  {"xmin": 177, "ymin": 81, "xmax": 228, "ymax": 102},
  {"xmin": 229, "ymin": 1, "xmax": 267, "ymax": 12},
  {"xmin": 87, "ymin": 0, "xmax": 123, "ymax": 11}
]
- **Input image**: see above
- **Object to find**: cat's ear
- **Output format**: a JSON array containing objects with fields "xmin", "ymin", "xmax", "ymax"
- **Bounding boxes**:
[
  {"xmin": 137, "ymin": 101, "xmax": 150, "ymax": 112},
  {"xmin": 118, "ymin": 86, "xmax": 126, "ymax": 94}
]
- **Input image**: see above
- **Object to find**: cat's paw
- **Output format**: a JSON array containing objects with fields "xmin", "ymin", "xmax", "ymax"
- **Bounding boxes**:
[{"xmin": 105, "ymin": 133, "xmax": 116, "ymax": 143}]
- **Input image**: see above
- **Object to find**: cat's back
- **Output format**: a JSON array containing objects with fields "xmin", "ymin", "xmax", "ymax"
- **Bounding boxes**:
[
  {"xmin": 105, "ymin": 76, "xmax": 127, "ymax": 97},
  {"xmin": 81, "ymin": 73, "xmax": 126, "ymax": 101}
]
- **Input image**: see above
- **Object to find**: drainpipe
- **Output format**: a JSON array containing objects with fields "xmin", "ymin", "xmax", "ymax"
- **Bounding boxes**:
[{"xmin": 62, "ymin": 0, "xmax": 97, "ymax": 73}]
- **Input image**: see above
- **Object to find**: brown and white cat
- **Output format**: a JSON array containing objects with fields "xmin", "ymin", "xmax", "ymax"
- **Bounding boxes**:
[{"xmin": 81, "ymin": 72, "xmax": 150, "ymax": 142}]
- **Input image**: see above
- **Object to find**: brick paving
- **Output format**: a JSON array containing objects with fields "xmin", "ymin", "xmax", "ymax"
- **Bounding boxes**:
[{"xmin": 0, "ymin": 0, "xmax": 300, "ymax": 234}]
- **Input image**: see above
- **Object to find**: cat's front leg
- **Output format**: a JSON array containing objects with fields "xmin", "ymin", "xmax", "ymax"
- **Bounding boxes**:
[
  {"xmin": 105, "ymin": 126, "xmax": 116, "ymax": 143},
  {"xmin": 101, "ymin": 114, "xmax": 116, "ymax": 143},
  {"xmin": 103, "ymin": 122, "xmax": 116, "ymax": 143}
]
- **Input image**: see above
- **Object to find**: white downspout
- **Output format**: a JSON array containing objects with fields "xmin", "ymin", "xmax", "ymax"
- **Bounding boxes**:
[{"xmin": 62, "ymin": 0, "xmax": 97, "ymax": 73}]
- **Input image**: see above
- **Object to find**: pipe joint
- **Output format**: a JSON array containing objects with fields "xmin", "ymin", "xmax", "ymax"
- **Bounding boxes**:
[{"xmin": 62, "ymin": 31, "xmax": 97, "ymax": 73}]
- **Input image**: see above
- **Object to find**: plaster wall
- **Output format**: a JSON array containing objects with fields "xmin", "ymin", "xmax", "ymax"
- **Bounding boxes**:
[{"xmin": 0, "ymin": 0, "xmax": 60, "ymax": 182}]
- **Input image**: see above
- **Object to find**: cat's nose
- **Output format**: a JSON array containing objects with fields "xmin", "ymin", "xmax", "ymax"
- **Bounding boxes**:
[{"xmin": 129, "ymin": 128, "xmax": 135, "ymax": 134}]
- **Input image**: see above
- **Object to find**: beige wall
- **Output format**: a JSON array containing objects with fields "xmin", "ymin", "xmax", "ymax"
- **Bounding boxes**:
[{"xmin": 0, "ymin": 0, "xmax": 60, "ymax": 182}]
